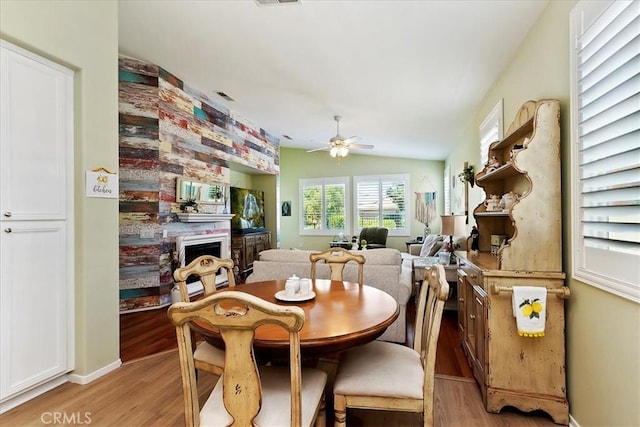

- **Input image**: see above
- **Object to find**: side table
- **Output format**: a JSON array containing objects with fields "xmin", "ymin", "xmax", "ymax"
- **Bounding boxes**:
[
  {"xmin": 412, "ymin": 257, "xmax": 458, "ymax": 309},
  {"xmin": 330, "ymin": 241, "xmax": 353, "ymax": 250},
  {"xmin": 405, "ymin": 239, "xmax": 421, "ymax": 253}
]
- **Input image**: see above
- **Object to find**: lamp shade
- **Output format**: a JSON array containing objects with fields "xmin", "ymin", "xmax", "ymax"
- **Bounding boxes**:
[{"xmin": 441, "ymin": 215, "xmax": 467, "ymax": 236}]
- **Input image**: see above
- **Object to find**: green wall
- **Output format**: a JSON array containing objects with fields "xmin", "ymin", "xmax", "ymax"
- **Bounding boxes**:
[
  {"xmin": 447, "ymin": 1, "xmax": 639, "ymax": 426},
  {"xmin": 279, "ymin": 148, "xmax": 444, "ymax": 252},
  {"xmin": 0, "ymin": 1, "xmax": 120, "ymax": 374}
]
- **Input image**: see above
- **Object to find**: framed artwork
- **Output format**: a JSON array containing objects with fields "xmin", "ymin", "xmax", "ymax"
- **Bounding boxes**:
[
  {"xmin": 281, "ymin": 201, "xmax": 291, "ymax": 217},
  {"xmin": 451, "ymin": 168, "xmax": 465, "ymax": 215}
]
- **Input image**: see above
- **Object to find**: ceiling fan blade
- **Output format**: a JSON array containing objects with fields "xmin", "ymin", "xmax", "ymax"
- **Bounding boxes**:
[
  {"xmin": 348, "ymin": 143, "xmax": 374, "ymax": 150},
  {"xmin": 306, "ymin": 146, "xmax": 329, "ymax": 153}
]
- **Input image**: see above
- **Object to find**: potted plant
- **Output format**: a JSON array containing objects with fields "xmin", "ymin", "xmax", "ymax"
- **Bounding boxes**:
[
  {"xmin": 180, "ymin": 198, "xmax": 199, "ymax": 213},
  {"xmin": 458, "ymin": 165, "xmax": 475, "ymax": 187},
  {"xmin": 360, "ymin": 239, "xmax": 367, "ymax": 250}
]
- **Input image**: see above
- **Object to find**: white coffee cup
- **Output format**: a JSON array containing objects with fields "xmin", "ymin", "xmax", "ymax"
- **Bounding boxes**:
[{"xmin": 285, "ymin": 280, "xmax": 297, "ymax": 296}]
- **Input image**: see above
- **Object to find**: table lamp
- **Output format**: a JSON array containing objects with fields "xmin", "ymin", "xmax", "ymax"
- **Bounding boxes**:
[{"xmin": 440, "ymin": 215, "xmax": 467, "ymax": 263}]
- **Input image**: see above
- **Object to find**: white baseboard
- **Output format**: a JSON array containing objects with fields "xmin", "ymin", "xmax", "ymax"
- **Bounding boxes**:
[
  {"xmin": 67, "ymin": 359, "xmax": 122, "ymax": 385},
  {"xmin": 0, "ymin": 376, "xmax": 68, "ymax": 414},
  {"xmin": 569, "ymin": 414, "xmax": 580, "ymax": 427}
]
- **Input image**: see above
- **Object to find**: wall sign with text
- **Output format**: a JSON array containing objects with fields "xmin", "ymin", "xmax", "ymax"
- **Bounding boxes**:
[{"xmin": 85, "ymin": 169, "xmax": 118, "ymax": 198}]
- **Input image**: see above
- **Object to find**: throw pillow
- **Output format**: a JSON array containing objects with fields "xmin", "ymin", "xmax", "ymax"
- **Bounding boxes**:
[
  {"xmin": 419, "ymin": 234, "xmax": 441, "ymax": 257},
  {"xmin": 428, "ymin": 241, "xmax": 445, "ymax": 256}
]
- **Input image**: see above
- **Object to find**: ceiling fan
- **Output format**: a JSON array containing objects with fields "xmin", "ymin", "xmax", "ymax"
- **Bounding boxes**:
[{"xmin": 306, "ymin": 115, "xmax": 374, "ymax": 158}]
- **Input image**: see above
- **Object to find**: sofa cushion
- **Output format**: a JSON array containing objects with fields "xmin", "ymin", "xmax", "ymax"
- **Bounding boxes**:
[
  {"xmin": 259, "ymin": 248, "xmax": 320, "ymax": 263},
  {"xmin": 352, "ymin": 248, "xmax": 401, "ymax": 266}
]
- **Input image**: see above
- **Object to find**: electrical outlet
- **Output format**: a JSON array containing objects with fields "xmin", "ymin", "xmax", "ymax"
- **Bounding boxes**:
[
  {"xmin": 162, "ymin": 229, "xmax": 168, "ymax": 238},
  {"xmin": 140, "ymin": 228, "xmax": 154, "ymax": 239}
]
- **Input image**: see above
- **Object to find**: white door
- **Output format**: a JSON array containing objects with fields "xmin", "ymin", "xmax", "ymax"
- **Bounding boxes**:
[{"xmin": 0, "ymin": 41, "xmax": 74, "ymax": 402}]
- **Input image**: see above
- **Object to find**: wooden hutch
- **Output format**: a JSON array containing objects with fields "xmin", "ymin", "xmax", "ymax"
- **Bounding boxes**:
[{"xmin": 456, "ymin": 99, "xmax": 570, "ymax": 425}]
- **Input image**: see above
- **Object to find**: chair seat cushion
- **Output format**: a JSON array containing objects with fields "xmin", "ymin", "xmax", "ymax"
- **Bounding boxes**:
[
  {"xmin": 200, "ymin": 366, "xmax": 327, "ymax": 427},
  {"xmin": 193, "ymin": 341, "xmax": 225, "ymax": 367},
  {"xmin": 333, "ymin": 341, "xmax": 423, "ymax": 399}
]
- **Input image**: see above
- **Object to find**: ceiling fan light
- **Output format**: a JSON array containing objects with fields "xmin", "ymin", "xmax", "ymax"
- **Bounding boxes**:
[
  {"xmin": 330, "ymin": 146, "xmax": 339, "ymax": 157},
  {"xmin": 338, "ymin": 146, "xmax": 349, "ymax": 157}
]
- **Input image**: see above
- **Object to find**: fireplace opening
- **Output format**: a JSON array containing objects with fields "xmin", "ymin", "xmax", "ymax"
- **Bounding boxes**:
[
  {"xmin": 183, "ymin": 241, "xmax": 222, "ymax": 284},
  {"xmin": 174, "ymin": 233, "xmax": 230, "ymax": 301}
]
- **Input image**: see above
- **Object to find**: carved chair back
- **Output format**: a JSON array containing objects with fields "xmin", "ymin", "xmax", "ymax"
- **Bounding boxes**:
[{"xmin": 309, "ymin": 247, "xmax": 365, "ymax": 285}]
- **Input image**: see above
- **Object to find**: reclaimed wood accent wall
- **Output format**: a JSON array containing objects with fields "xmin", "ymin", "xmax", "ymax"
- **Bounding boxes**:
[{"xmin": 118, "ymin": 56, "xmax": 279, "ymax": 311}]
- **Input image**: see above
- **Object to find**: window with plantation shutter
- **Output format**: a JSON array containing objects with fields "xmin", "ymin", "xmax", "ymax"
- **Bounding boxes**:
[
  {"xmin": 299, "ymin": 177, "xmax": 350, "ymax": 235},
  {"xmin": 353, "ymin": 174, "xmax": 409, "ymax": 236},
  {"xmin": 444, "ymin": 164, "xmax": 451, "ymax": 215},
  {"xmin": 479, "ymin": 99, "xmax": 504, "ymax": 167},
  {"xmin": 570, "ymin": 0, "xmax": 640, "ymax": 302}
]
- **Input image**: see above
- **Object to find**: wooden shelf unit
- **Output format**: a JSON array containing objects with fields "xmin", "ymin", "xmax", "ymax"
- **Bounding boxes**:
[{"xmin": 457, "ymin": 100, "xmax": 568, "ymax": 425}]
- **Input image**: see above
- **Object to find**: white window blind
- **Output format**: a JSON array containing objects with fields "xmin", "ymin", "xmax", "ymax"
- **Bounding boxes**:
[
  {"xmin": 444, "ymin": 164, "xmax": 451, "ymax": 215},
  {"xmin": 299, "ymin": 177, "xmax": 350, "ymax": 235},
  {"xmin": 353, "ymin": 174, "xmax": 409, "ymax": 236},
  {"xmin": 570, "ymin": 0, "xmax": 640, "ymax": 302}
]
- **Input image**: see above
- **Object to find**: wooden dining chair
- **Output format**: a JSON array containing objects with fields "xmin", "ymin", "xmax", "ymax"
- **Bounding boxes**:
[
  {"xmin": 309, "ymin": 247, "xmax": 365, "ymax": 285},
  {"xmin": 332, "ymin": 263, "xmax": 449, "ymax": 427},
  {"xmin": 172, "ymin": 255, "xmax": 235, "ymax": 376},
  {"xmin": 168, "ymin": 291, "xmax": 328, "ymax": 427}
]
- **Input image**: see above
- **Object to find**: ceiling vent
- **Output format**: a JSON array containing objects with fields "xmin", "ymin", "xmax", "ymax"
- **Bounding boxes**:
[
  {"xmin": 216, "ymin": 91, "xmax": 235, "ymax": 102},
  {"xmin": 255, "ymin": 0, "xmax": 301, "ymax": 5}
]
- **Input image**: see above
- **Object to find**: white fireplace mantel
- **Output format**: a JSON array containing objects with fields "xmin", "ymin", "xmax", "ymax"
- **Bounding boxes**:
[{"xmin": 177, "ymin": 213, "xmax": 235, "ymax": 223}]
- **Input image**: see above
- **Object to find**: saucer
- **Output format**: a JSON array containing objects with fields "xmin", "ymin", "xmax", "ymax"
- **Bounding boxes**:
[{"xmin": 275, "ymin": 290, "xmax": 316, "ymax": 302}]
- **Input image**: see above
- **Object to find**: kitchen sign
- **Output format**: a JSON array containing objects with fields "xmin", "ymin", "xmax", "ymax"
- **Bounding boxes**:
[{"xmin": 86, "ymin": 168, "xmax": 118, "ymax": 198}]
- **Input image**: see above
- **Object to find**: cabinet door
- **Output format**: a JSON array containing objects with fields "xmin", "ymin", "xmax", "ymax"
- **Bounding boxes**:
[
  {"xmin": 456, "ymin": 272, "xmax": 466, "ymax": 340},
  {"xmin": 472, "ymin": 285, "xmax": 487, "ymax": 387},
  {"xmin": 0, "ymin": 41, "xmax": 73, "ymax": 403},
  {"xmin": 244, "ymin": 235, "xmax": 256, "ymax": 269},
  {"xmin": 254, "ymin": 232, "xmax": 270, "ymax": 256},
  {"xmin": 464, "ymin": 278, "xmax": 476, "ymax": 359},
  {"xmin": 0, "ymin": 42, "xmax": 72, "ymax": 221},
  {"xmin": 0, "ymin": 222, "xmax": 71, "ymax": 399}
]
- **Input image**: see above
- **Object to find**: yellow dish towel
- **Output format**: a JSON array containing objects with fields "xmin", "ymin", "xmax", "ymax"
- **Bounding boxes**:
[{"xmin": 512, "ymin": 286, "xmax": 547, "ymax": 337}]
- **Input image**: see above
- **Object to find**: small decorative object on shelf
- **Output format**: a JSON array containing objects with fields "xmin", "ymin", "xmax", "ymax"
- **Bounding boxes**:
[
  {"xmin": 180, "ymin": 198, "xmax": 199, "ymax": 213},
  {"xmin": 458, "ymin": 164, "xmax": 475, "ymax": 187},
  {"xmin": 360, "ymin": 239, "xmax": 367, "ymax": 250},
  {"xmin": 470, "ymin": 225, "xmax": 480, "ymax": 251},
  {"xmin": 483, "ymin": 194, "xmax": 502, "ymax": 212},
  {"xmin": 500, "ymin": 191, "xmax": 519, "ymax": 211},
  {"xmin": 487, "ymin": 155, "xmax": 501, "ymax": 172}
]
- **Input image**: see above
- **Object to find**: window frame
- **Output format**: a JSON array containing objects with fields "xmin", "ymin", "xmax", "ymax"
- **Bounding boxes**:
[
  {"xmin": 479, "ymin": 99, "xmax": 504, "ymax": 167},
  {"xmin": 443, "ymin": 164, "xmax": 451, "ymax": 216},
  {"xmin": 298, "ymin": 176, "xmax": 350, "ymax": 236},
  {"xmin": 352, "ymin": 174, "xmax": 410, "ymax": 237},
  {"xmin": 569, "ymin": 0, "xmax": 640, "ymax": 303}
]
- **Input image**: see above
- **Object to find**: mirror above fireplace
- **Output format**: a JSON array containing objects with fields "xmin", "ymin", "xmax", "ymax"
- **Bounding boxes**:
[{"xmin": 176, "ymin": 177, "xmax": 226, "ymax": 205}]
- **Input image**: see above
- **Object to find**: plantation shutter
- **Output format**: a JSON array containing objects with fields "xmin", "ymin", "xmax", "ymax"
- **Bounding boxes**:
[{"xmin": 571, "ymin": 0, "xmax": 640, "ymax": 301}]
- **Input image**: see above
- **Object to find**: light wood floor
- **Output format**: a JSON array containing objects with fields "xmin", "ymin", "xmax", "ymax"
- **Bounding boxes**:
[{"xmin": 0, "ymin": 348, "xmax": 559, "ymax": 427}]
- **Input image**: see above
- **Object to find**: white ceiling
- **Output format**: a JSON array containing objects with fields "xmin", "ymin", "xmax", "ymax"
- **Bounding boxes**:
[{"xmin": 118, "ymin": 0, "xmax": 548, "ymax": 161}]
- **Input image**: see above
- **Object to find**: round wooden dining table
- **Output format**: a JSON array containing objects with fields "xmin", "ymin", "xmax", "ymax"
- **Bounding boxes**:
[{"xmin": 190, "ymin": 279, "xmax": 399, "ymax": 358}]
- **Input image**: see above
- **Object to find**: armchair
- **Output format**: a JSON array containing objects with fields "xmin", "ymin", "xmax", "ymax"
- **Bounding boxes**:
[{"xmin": 358, "ymin": 227, "xmax": 388, "ymax": 249}]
